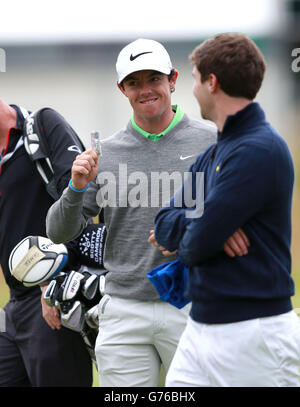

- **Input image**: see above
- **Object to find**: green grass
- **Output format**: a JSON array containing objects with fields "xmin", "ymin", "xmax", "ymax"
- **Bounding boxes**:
[
  {"xmin": 93, "ymin": 364, "xmax": 99, "ymax": 387},
  {"xmin": 0, "ymin": 272, "xmax": 8, "ymax": 308},
  {"xmin": 291, "ymin": 268, "xmax": 300, "ymax": 310}
]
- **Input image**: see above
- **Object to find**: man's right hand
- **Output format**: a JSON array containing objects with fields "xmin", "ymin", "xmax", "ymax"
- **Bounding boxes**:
[
  {"xmin": 71, "ymin": 149, "xmax": 99, "ymax": 190},
  {"xmin": 148, "ymin": 229, "xmax": 177, "ymax": 257}
]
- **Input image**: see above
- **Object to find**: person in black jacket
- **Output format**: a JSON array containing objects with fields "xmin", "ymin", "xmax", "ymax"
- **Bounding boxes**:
[
  {"xmin": 151, "ymin": 33, "xmax": 300, "ymax": 387},
  {"xmin": 0, "ymin": 98, "xmax": 93, "ymax": 386}
]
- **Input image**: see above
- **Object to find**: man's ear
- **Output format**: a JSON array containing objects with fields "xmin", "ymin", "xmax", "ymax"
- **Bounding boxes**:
[
  {"xmin": 117, "ymin": 82, "xmax": 127, "ymax": 96},
  {"xmin": 207, "ymin": 73, "xmax": 219, "ymax": 93},
  {"xmin": 170, "ymin": 69, "xmax": 178, "ymax": 90}
]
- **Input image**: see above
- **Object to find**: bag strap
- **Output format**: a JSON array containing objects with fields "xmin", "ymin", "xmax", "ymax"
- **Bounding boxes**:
[{"xmin": 22, "ymin": 107, "xmax": 60, "ymax": 200}]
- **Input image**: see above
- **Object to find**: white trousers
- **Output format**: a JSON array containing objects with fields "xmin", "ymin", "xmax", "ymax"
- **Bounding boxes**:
[
  {"xmin": 166, "ymin": 311, "xmax": 300, "ymax": 387},
  {"xmin": 95, "ymin": 295, "xmax": 190, "ymax": 387}
]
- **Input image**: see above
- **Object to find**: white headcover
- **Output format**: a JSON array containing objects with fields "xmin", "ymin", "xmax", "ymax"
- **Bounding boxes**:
[{"xmin": 9, "ymin": 236, "xmax": 68, "ymax": 287}]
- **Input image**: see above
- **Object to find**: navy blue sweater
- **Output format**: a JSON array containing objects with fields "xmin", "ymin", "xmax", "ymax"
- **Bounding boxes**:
[{"xmin": 154, "ymin": 102, "xmax": 295, "ymax": 323}]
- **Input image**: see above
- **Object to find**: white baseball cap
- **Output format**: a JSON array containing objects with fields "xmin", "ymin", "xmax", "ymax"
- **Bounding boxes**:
[{"xmin": 116, "ymin": 38, "xmax": 173, "ymax": 84}]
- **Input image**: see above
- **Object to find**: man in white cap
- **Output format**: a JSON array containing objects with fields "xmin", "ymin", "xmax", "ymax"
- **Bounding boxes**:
[{"xmin": 46, "ymin": 39, "xmax": 248, "ymax": 387}]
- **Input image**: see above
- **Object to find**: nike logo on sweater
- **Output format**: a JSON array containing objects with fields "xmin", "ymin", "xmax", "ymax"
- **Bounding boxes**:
[
  {"xmin": 179, "ymin": 154, "xmax": 197, "ymax": 160},
  {"xmin": 130, "ymin": 52, "xmax": 153, "ymax": 61}
]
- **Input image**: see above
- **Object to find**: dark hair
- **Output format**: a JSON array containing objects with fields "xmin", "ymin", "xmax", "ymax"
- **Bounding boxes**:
[{"xmin": 189, "ymin": 33, "xmax": 266, "ymax": 100}]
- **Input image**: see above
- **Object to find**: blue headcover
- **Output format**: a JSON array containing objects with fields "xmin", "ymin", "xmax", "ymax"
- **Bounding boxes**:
[{"xmin": 147, "ymin": 257, "xmax": 191, "ymax": 309}]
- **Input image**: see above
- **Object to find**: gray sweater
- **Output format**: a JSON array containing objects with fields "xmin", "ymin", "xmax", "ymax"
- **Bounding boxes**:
[{"xmin": 46, "ymin": 112, "xmax": 216, "ymax": 300}]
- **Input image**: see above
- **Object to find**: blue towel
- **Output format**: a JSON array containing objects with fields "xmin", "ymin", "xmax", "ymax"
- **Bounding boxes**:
[{"xmin": 147, "ymin": 257, "xmax": 191, "ymax": 309}]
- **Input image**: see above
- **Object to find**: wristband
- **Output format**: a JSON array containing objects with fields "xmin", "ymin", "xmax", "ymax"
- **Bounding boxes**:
[{"xmin": 69, "ymin": 179, "xmax": 89, "ymax": 192}]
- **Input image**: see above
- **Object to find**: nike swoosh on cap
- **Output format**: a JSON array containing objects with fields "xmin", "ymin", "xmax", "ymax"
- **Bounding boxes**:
[
  {"xmin": 130, "ymin": 51, "xmax": 153, "ymax": 61},
  {"xmin": 179, "ymin": 154, "xmax": 197, "ymax": 160}
]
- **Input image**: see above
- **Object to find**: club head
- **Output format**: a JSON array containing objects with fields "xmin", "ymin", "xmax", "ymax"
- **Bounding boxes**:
[
  {"xmin": 61, "ymin": 270, "xmax": 84, "ymax": 302},
  {"xmin": 60, "ymin": 300, "xmax": 85, "ymax": 332},
  {"xmin": 85, "ymin": 304, "xmax": 99, "ymax": 330},
  {"xmin": 99, "ymin": 275, "xmax": 106, "ymax": 296},
  {"xmin": 43, "ymin": 279, "xmax": 58, "ymax": 306},
  {"xmin": 58, "ymin": 300, "xmax": 74, "ymax": 314},
  {"xmin": 82, "ymin": 274, "xmax": 99, "ymax": 300}
]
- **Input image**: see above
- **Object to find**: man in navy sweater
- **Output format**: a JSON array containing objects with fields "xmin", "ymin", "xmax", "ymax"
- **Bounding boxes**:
[{"xmin": 151, "ymin": 33, "xmax": 300, "ymax": 386}]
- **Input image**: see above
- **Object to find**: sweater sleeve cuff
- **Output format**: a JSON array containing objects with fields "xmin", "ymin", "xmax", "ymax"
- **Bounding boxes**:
[
  {"xmin": 68, "ymin": 179, "xmax": 89, "ymax": 192},
  {"xmin": 64, "ymin": 183, "xmax": 86, "ymax": 204}
]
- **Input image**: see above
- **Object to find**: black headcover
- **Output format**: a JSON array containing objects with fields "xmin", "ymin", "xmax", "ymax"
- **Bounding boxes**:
[{"xmin": 65, "ymin": 223, "xmax": 107, "ymax": 272}]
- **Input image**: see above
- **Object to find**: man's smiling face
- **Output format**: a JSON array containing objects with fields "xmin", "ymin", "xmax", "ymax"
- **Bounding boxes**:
[{"xmin": 119, "ymin": 70, "xmax": 176, "ymax": 128}]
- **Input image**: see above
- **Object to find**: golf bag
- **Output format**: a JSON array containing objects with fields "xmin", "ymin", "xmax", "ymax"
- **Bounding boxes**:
[{"xmin": 44, "ymin": 266, "xmax": 107, "ymax": 365}]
